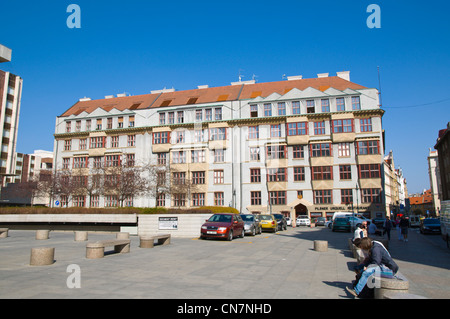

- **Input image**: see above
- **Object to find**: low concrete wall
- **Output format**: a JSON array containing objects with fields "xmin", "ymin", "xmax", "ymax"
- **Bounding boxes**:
[
  {"xmin": 0, "ymin": 214, "xmax": 137, "ymax": 224},
  {"xmin": 138, "ymin": 214, "xmax": 213, "ymax": 238}
]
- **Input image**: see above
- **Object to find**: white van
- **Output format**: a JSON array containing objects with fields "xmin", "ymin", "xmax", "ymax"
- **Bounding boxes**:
[
  {"xmin": 332, "ymin": 212, "xmax": 369, "ymax": 222},
  {"xmin": 409, "ymin": 215, "xmax": 421, "ymax": 228}
]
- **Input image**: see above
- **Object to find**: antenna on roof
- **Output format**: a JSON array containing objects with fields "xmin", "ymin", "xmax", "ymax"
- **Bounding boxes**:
[
  {"xmin": 238, "ymin": 69, "xmax": 245, "ymax": 82},
  {"xmin": 377, "ymin": 66, "xmax": 383, "ymax": 108},
  {"xmin": 282, "ymin": 74, "xmax": 287, "ymax": 80},
  {"xmin": 252, "ymin": 74, "xmax": 258, "ymax": 82}
]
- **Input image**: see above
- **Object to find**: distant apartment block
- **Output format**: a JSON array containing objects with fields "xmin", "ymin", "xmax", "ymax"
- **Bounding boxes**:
[
  {"xmin": 0, "ymin": 44, "xmax": 23, "ymax": 187},
  {"xmin": 54, "ymin": 71, "xmax": 387, "ymax": 220}
]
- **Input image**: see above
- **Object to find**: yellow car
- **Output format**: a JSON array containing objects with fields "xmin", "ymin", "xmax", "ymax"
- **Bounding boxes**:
[{"xmin": 260, "ymin": 214, "xmax": 277, "ymax": 233}]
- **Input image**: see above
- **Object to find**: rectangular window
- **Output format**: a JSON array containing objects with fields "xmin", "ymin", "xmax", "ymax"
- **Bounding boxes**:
[
  {"xmin": 205, "ymin": 109, "xmax": 212, "ymax": 121},
  {"xmin": 73, "ymin": 157, "xmax": 88, "ymax": 168},
  {"xmin": 159, "ymin": 113, "xmax": 166, "ymax": 125},
  {"xmin": 321, "ymin": 99, "xmax": 330, "ymax": 112},
  {"xmin": 195, "ymin": 110, "xmax": 203, "ymax": 122},
  {"xmin": 173, "ymin": 172, "xmax": 186, "ymax": 185},
  {"xmin": 267, "ymin": 145, "xmax": 287, "ymax": 159},
  {"xmin": 91, "ymin": 195, "xmax": 99, "ymax": 208},
  {"xmin": 264, "ymin": 103, "xmax": 272, "ymax": 117},
  {"xmin": 192, "ymin": 171, "xmax": 206, "ymax": 184},
  {"xmin": 336, "ymin": 97, "xmax": 345, "ymax": 111},
  {"xmin": 157, "ymin": 153, "xmax": 167, "ymax": 165},
  {"xmin": 310, "ymin": 143, "xmax": 331, "ymax": 157},
  {"xmin": 173, "ymin": 194, "xmax": 186, "ymax": 207},
  {"xmin": 90, "ymin": 137, "xmax": 105, "ymax": 149},
  {"xmin": 127, "ymin": 135, "xmax": 136, "ymax": 147},
  {"xmin": 93, "ymin": 156, "xmax": 103, "ymax": 168},
  {"xmin": 269, "ymin": 191, "xmax": 286, "ymax": 205},
  {"xmin": 314, "ymin": 190, "xmax": 332, "ymax": 204},
  {"xmin": 177, "ymin": 111, "xmax": 184, "ymax": 124},
  {"xmin": 292, "ymin": 145, "xmax": 304, "ymax": 159},
  {"xmin": 107, "ymin": 118, "xmax": 113, "ymax": 129},
  {"xmin": 176, "ymin": 131, "xmax": 185, "ymax": 144},
  {"xmin": 250, "ymin": 147, "xmax": 260, "ymax": 161},
  {"xmin": 250, "ymin": 168, "xmax": 261, "ymax": 183},
  {"xmin": 129, "ymin": 116, "xmax": 135, "ymax": 127},
  {"xmin": 126, "ymin": 154, "xmax": 135, "ymax": 167},
  {"xmin": 64, "ymin": 140, "xmax": 72, "ymax": 151},
  {"xmin": 312, "ymin": 166, "xmax": 333, "ymax": 180},
  {"xmin": 66, "ymin": 122, "xmax": 71, "ymax": 133},
  {"xmin": 111, "ymin": 136, "xmax": 119, "ymax": 148},
  {"xmin": 361, "ymin": 188, "xmax": 381, "ymax": 203},
  {"xmin": 251, "ymin": 191, "xmax": 262, "ymax": 206},
  {"xmin": 332, "ymin": 119, "xmax": 354, "ymax": 133},
  {"xmin": 287, "ymin": 122, "xmax": 308, "ymax": 136},
  {"xmin": 339, "ymin": 165, "xmax": 352, "ymax": 180},
  {"xmin": 277, "ymin": 102, "xmax": 286, "ymax": 116},
  {"xmin": 352, "ymin": 96, "xmax": 361, "ymax": 110},
  {"xmin": 105, "ymin": 155, "xmax": 121, "ymax": 167},
  {"xmin": 105, "ymin": 195, "xmax": 119, "ymax": 207},
  {"xmin": 172, "ymin": 151, "xmax": 186, "ymax": 164},
  {"xmin": 292, "ymin": 101, "xmax": 300, "ymax": 114},
  {"xmin": 314, "ymin": 121, "xmax": 325, "ymax": 135},
  {"xmin": 270, "ymin": 124, "xmax": 281, "ymax": 137},
  {"xmin": 62, "ymin": 158, "xmax": 70, "ymax": 169},
  {"xmin": 214, "ymin": 149, "xmax": 225, "ymax": 162},
  {"xmin": 357, "ymin": 140, "xmax": 380, "ymax": 155},
  {"xmin": 168, "ymin": 112, "xmax": 175, "ymax": 124},
  {"xmin": 214, "ymin": 170, "xmax": 224, "ymax": 184},
  {"xmin": 192, "ymin": 193, "xmax": 205, "ymax": 207},
  {"xmin": 73, "ymin": 195, "xmax": 86, "ymax": 207},
  {"xmin": 79, "ymin": 138, "xmax": 87, "ymax": 150},
  {"xmin": 338, "ymin": 143, "xmax": 350, "ymax": 157},
  {"xmin": 248, "ymin": 126, "xmax": 259, "ymax": 139},
  {"xmin": 215, "ymin": 108, "xmax": 222, "ymax": 120},
  {"xmin": 153, "ymin": 132, "xmax": 169, "ymax": 144},
  {"xmin": 358, "ymin": 164, "xmax": 381, "ymax": 178},
  {"xmin": 191, "ymin": 150, "xmax": 206, "ymax": 163},
  {"xmin": 360, "ymin": 118, "xmax": 372, "ymax": 132},
  {"xmin": 341, "ymin": 189, "xmax": 353, "ymax": 204},
  {"xmin": 214, "ymin": 192, "xmax": 224, "ymax": 206},
  {"xmin": 156, "ymin": 193, "xmax": 165, "ymax": 207},
  {"xmin": 293, "ymin": 166, "xmax": 305, "ymax": 181},
  {"xmin": 267, "ymin": 168, "xmax": 287, "ymax": 182},
  {"xmin": 209, "ymin": 128, "xmax": 226, "ymax": 141},
  {"xmin": 306, "ymin": 100, "xmax": 315, "ymax": 113},
  {"xmin": 194, "ymin": 129, "xmax": 205, "ymax": 142},
  {"xmin": 250, "ymin": 104, "xmax": 258, "ymax": 118}
]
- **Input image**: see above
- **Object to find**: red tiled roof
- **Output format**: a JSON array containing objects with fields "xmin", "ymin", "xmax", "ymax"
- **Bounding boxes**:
[{"xmin": 60, "ymin": 76, "xmax": 367, "ymax": 117}]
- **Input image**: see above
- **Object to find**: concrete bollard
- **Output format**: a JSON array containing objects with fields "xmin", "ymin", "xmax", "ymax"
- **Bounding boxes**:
[
  {"xmin": 36, "ymin": 230, "xmax": 50, "ymax": 240},
  {"xmin": 139, "ymin": 237, "xmax": 154, "ymax": 248},
  {"xmin": 314, "ymin": 240, "xmax": 328, "ymax": 252},
  {"xmin": 30, "ymin": 247, "xmax": 55, "ymax": 266},
  {"xmin": 74, "ymin": 231, "xmax": 88, "ymax": 241},
  {"xmin": 0, "ymin": 228, "xmax": 8, "ymax": 238},
  {"xmin": 86, "ymin": 243, "xmax": 104, "ymax": 259}
]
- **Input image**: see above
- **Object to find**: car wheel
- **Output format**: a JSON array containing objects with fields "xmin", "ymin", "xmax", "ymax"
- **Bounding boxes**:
[
  {"xmin": 227, "ymin": 230, "xmax": 233, "ymax": 241},
  {"xmin": 240, "ymin": 228, "xmax": 245, "ymax": 238},
  {"xmin": 251, "ymin": 227, "xmax": 256, "ymax": 236},
  {"xmin": 258, "ymin": 227, "xmax": 262, "ymax": 234}
]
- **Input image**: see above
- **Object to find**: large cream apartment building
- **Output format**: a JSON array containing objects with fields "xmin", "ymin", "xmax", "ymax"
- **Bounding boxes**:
[{"xmin": 54, "ymin": 71, "xmax": 386, "ymax": 221}]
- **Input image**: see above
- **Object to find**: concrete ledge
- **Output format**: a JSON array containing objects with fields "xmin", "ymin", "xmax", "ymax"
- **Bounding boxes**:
[
  {"xmin": 383, "ymin": 292, "xmax": 427, "ymax": 299},
  {"xmin": 30, "ymin": 247, "xmax": 55, "ymax": 266},
  {"xmin": 374, "ymin": 272, "xmax": 409, "ymax": 299},
  {"xmin": 0, "ymin": 214, "xmax": 137, "ymax": 224},
  {"xmin": 314, "ymin": 240, "xmax": 328, "ymax": 252}
]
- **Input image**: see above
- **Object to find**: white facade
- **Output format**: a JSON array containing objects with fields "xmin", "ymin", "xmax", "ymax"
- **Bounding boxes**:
[{"xmin": 54, "ymin": 72, "xmax": 385, "ymax": 219}]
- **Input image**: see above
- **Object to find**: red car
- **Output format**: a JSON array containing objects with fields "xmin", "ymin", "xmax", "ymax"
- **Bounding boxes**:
[{"xmin": 200, "ymin": 213, "xmax": 245, "ymax": 241}]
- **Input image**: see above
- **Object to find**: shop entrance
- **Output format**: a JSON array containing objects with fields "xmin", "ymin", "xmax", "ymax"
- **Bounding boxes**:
[{"xmin": 295, "ymin": 203, "xmax": 308, "ymax": 218}]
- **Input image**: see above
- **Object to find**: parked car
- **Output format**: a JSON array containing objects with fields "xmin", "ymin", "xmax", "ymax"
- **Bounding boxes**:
[
  {"xmin": 325, "ymin": 220, "xmax": 333, "ymax": 229},
  {"xmin": 314, "ymin": 217, "xmax": 327, "ymax": 227},
  {"xmin": 273, "ymin": 214, "xmax": 287, "ymax": 231},
  {"xmin": 200, "ymin": 213, "xmax": 245, "ymax": 241},
  {"xmin": 420, "ymin": 218, "xmax": 441, "ymax": 234},
  {"xmin": 241, "ymin": 214, "xmax": 262, "ymax": 236},
  {"xmin": 409, "ymin": 215, "xmax": 421, "ymax": 228},
  {"xmin": 347, "ymin": 216, "xmax": 367, "ymax": 230},
  {"xmin": 296, "ymin": 215, "xmax": 310, "ymax": 226},
  {"xmin": 260, "ymin": 214, "xmax": 277, "ymax": 232},
  {"xmin": 372, "ymin": 218, "xmax": 387, "ymax": 230},
  {"xmin": 286, "ymin": 217, "xmax": 292, "ymax": 226},
  {"xmin": 332, "ymin": 217, "xmax": 351, "ymax": 232}
]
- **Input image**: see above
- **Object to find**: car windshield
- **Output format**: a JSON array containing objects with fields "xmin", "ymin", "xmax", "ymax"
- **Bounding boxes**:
[
  {"xmin": 208, "ymin": 214, "xmax": 232, "ymax": 223},
  {"xmin": 241, "ymin": 215, "xmax": 254, "ymax": 221},
  {"xmin": 298, "ymin": 216, "xmax": 308, "ymax": 219},
  {"xmin": 260, "ymin": 215, "xmax": 273, "ymax": 220},
  {"xmin": 423, "ymin": 219, "xmax": 440, "ymax": 224}
]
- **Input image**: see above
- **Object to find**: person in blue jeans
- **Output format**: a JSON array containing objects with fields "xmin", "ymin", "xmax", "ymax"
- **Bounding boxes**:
[{"xmin": 346, "ymin": 237, "xmax": 399, "ymax": 298}]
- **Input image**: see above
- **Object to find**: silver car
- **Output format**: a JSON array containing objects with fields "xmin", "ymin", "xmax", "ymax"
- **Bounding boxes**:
[{"xmin": 241, "ymin": 214, "xmax": 262, "ymax": 236}]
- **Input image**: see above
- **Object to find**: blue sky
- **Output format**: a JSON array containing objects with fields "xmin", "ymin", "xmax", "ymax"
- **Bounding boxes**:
[{"xmin": 0, "ymin": 0, "xmax": 449, "ymax": 194}]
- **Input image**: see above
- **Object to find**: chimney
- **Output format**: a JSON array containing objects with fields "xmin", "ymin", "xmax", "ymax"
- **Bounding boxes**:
[
  {"xmin": 336, "ymin": 71, "xmax": 350, "ymax": 81},
  {"xmin": 287, "ymin": 75, "xmax": 303, "ymax": 81},
  {"xmin": 197, "ymin": 85, "xmax": 209, "ymax": 89},
  {"xmin": 79, "ymin": 97, "xmax": 91, "ymax": 102},
  {"xmin": 317, "ymin": 73, "xmax": 329, "ymax": 78}
]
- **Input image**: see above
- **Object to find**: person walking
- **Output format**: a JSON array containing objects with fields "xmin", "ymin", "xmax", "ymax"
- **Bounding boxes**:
[
  {"xmin": 384, "ymin": 216, "xmax": 392, "ymax": 240},
  {"xmin": 395, "ymin": 216, "xmax": 402, "ymax": 240},
  {"xmin": 399, "ymin": 216, "xmax": 409, "ymax": 242}
]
